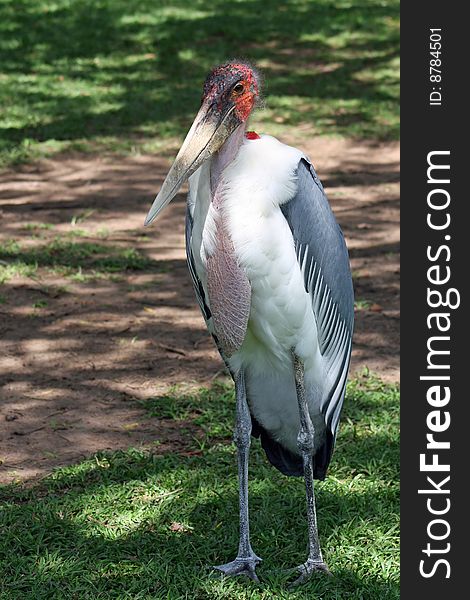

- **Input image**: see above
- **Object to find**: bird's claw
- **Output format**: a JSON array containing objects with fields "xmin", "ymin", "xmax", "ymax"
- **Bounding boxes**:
[
  {"xmin": 289, "ymin": 558, "xmax": 331, "ymax": 588},
  {"xmin": 213, "ymin": 554, "xmax": 262, "ymax": 583}
]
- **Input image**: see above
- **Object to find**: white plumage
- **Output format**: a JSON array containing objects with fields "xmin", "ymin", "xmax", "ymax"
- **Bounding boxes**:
[{"xmin": 188, "ymin": 134, "xmax": 326, "ymax": 454}]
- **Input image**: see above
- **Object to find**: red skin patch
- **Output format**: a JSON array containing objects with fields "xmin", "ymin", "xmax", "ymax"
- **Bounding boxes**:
[
  {"xmin": 245, "ymin": 131, "xmax": 260, "ymax": 140},
  {"xmin": 234, "ymin": 88, "xmax": 256, "ymax": 121},
  {"xmin": 203, "ymin": 62, "xmax": 259, "ymax": 122},
  {"xmin": 231, "ymin": 64, "xmax": 258, "ymax": 121}
]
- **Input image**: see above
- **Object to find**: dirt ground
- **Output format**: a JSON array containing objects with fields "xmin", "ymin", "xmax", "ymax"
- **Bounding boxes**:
[{"xmin": 0, "ymin": 136, "xmax": 399, "ymax": 484}]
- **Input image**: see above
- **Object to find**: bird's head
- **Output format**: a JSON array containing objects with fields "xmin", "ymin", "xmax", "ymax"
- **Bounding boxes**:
[
  {"xmin": 145, "ymin": 61, "xmax": 261, "ymax": 226},
  {"xmin": 202, "ymin": 61, "xmax": 261, "ymax": 124}
]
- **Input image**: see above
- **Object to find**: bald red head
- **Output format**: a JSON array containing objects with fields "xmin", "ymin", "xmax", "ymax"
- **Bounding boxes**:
[{"xmin": 203, "ymin": 61, "xmax": 261, "ymax": 122}]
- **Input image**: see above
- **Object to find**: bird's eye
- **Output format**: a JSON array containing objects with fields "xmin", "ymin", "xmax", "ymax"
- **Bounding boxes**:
[{"xmin": 233, "ymin": 82, "xmax": 245, "ymax": 95}]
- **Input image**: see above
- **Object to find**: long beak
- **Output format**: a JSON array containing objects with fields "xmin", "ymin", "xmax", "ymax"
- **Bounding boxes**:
[{"xmin": 144, "ymin": 99, "xmax": 239, "ymax": 226}]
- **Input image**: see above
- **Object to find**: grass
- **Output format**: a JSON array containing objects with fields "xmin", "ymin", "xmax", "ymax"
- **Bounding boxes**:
[
  {"xmin": 0, "ymin": 236, "xmax": 156, "ymax": 283},
  {"xmin": 354, "ymin": 298, "xmax": 372, "ymax": 311},
  {"xmin": 0, "ymin": 0, "xmax": 399, "ymax": 167},
  {"xmin": 0, "ymin": 373, "xmax": 399, "ymax": 599}
]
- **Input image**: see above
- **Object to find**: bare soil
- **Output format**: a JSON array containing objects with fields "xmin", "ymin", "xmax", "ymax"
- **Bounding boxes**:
[{"xmin": 0, "ymin": 136, "xmax": 399, "ymax": 484}]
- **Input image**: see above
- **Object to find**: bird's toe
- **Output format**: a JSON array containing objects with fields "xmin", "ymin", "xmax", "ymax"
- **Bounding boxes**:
[
  {"xmin": 213, "ymin": 554, "xmax": 262, "ymax": 583},
  {"xmin": 288, "ymin": 558, "xmax": 331, "ymax": 588}
]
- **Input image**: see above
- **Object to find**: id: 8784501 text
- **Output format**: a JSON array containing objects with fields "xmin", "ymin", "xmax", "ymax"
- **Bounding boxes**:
[{"xmin": 429, "ymin": 28, "xmax": 442, "ymax": 107}]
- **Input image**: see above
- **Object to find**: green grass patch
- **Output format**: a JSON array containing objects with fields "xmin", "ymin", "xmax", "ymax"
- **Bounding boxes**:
[
  {"xmin": 0, "ymin": 236, "xmax": 156, "ymax": 283},
  {"xmin": 0, "ymin": 0, "xmax": 399, "ymax": 167},
  {"xmin": 354, "ymin": 298, "xmax": 372, "ymax": 311},
  {"xmin": 0, "ymin": 374, "xmax": 399, "ymax": 598},
  {"xmin": 32, "ymin": 299, "xmax": 48, "ymax": 308},
  {"xmin": 22, "ymin": 223, "xmax": 55, "ymax": 232},
  {"xmin": 0, "ymin": 260, "xmax": 38, "ymax": 284}
]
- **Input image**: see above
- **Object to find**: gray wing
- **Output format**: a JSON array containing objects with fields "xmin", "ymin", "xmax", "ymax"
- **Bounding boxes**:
[
  {"xmin": 281, "ymin": 158, "xmax": 354, "ymax": 442},
  {"xmin": 185, "ymin": 206, "xmax": 211, "ymax": 324}
]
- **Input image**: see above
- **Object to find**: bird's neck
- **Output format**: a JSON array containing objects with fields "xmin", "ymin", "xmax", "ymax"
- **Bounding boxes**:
[{"xmin": 210, "ymin": 123, "xmax": 246, "ymax": 193}]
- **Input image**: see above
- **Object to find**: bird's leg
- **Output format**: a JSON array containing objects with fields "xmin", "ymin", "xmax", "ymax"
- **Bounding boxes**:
[
  {"xmin": 290, "ymin": 353, "xmax": 330, "ymax": 586},
  {"xmin": 213, "ymin": 369, "xmax": 262, "ymax": 582}
]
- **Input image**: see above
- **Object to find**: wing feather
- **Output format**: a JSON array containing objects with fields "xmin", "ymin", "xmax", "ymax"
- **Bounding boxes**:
[
  {"xmin": 185, "ymin": 207, "xmax": 211, "ymax": 323},
  {"xmin": 281, "ymin": 158, "xmax": 354, "ymax": 443}
]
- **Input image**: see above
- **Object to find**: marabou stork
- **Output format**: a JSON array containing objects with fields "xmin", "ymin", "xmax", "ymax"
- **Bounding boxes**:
[{"xmin": 144, "ymin": 61, "xmax": 354, "ymax": 585}]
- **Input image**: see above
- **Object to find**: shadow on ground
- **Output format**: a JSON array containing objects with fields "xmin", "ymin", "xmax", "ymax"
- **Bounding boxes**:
[
  {"xmin": 0, "ymin": 377, "xmax": 399, "ymax": 599},
  {"xmin": 0, "ymin": 136, "xmax": 399, "ymax": 482},
  {"xmin": 0, "ymin": 0, "xmax": 399, "ymax": 163}
]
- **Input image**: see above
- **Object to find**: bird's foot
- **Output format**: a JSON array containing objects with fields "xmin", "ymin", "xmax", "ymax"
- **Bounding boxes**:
[
  {"xmin": 213, "ymin": 553, "xmax": 262, "ymax": 583},
  {"xmin": 288, "ymin": 558, "xmax": 331, "ymax": 588}
]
